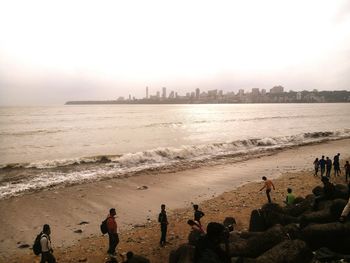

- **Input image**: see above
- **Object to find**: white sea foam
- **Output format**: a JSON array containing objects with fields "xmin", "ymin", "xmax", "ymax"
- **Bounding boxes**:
[{"xmin": 0, "ymin": 129, "xmax": 349, "ymax": 199}]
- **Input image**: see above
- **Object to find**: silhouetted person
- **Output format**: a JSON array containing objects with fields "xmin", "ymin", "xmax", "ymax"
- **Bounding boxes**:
[
  {"xmin": 345, "ymin": 161, "xmax": 350, "ymax": 182},
  {"xmin": 195, "ymin": 222, "xmax": 230, "ymax": 263},
  {"xmin": 326, "ymin": 157, "xmax": 332, "ymax": 177},
  {"xmin": 40, "ymin": 224, "xmax": 56, "ymax": 263},
  {"xmin": 313, "ymin": 176, "xmax": 335, "ymax": 210},
  {"xmin": 333, "ymin": 153, "xmax": 341, "ymax": 176},
  {"xmin": 187, "ymin": 219, "xmax": 205, "ymax": 245},
  {"xmin": 319, "ymin": 155, "xmax": 326, "ymax": 176},
  {"xmin": 259, "ymin": 176, "xmax": 275, "ymax": 203},
  {"xmin": 158, "ymin": 204, "xmax": 168, "ymax": 247},
  {"xmin": 193, "ymin": 204, "xmax": 205, "ymax": 226},
  {"xmin": 106, "ymin": 208, "xmax": 119, "ymax": 257},
  {"xmin": 313, "ymin": 158, "xmax": 319, "ymax": 176}
]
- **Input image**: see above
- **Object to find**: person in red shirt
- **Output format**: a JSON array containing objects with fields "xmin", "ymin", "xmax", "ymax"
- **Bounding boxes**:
[
  {"xmin": 259, "ymin": 176, "xmax": 275, "ymax": 203},
  {"xmin": 106, "ymin": 208, "xmax": 119, "ymax": 257}
]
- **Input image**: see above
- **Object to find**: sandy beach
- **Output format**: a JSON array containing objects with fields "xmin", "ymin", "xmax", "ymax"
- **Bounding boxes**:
[{"xmin": 1, "ymin": 139, "xmax": 349, "ymax": 262}]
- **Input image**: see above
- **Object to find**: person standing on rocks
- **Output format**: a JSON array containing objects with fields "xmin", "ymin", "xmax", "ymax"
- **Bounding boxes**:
[
  {"xmin": 40, "ymin": 224, "xmax": 56, "ymax": 263},
  {"xmin": 158, "ymin": 204, "xmax": 168, "ymax": 247},
  {"xmin": 259, "ymin": 176, "xmax": 275, "ymax": 203},
  {"xmin": 193, "ymin": 204, "xmax": 205, "ymax": 226},
  {"xmin": 106, "ymin": 208, "xmax": 119, "ymax": 257},
  {"xmin": 194, "ymin": 222, "xmax": 230, "ymax": 263},
  {"xmin": 285, "ymin": 188, "xmax": 295, "ymax": 205}
]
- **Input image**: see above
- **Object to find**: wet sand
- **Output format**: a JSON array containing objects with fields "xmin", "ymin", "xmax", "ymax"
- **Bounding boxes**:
[{"xmin": 1, "ymin": 139, "xmax": 349, "ymax": 262}]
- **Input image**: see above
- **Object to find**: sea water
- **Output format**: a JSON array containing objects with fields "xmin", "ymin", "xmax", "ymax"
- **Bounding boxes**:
[{"xmin": 0, "ymin": 103, "xmax": 349, "ymax": 198}]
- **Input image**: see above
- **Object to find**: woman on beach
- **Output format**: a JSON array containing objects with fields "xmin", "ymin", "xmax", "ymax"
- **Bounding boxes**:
[{"xmin": 313, "ymin": 158, "xmax": 319, "ymax": 176}]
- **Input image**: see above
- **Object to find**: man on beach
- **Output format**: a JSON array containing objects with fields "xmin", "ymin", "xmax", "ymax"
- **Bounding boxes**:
[
  {"xmin": 345, "ymin": 161, "xmax": 350, "ymax": 182},
  {"xmin": 40, "ymin": 224, "xmax": 56, "ymax": 263},
  {"xmin": 158, "ymin": 204, "xmax": 168, "ymax": 247},
  {"xmin": 326, "ymin": 157, "xmax": 332, "ymax": 177},
  {"xmin": 333, "ymin": 153, "xmax": 341, "ymax": 177},
  {"xmin": 259, "ymin": 176, "xmax": 275, "ymax": 203},
  {"xmin": 193, "ymin": 204, "xmax": 205, "ymax": 226},
  {"xmin": 106, "ymin": 208, "xmax": 119, "ymax": 257},
  {"xmin": 319, "ymin": 155, "xmax": 326, "ymax": 176}
]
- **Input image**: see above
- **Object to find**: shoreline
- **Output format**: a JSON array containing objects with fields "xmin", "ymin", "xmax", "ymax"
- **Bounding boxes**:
[{"xmin": 1, "ymin": 139, "xmax": 349, "ymax": 262}]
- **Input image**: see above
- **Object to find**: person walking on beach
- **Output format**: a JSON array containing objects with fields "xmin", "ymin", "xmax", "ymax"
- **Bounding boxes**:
[
  {"xmin": 158, "ymin": 204, "xmax": 168, "ymax": 247},
  {"xmin": 106, "ymin": 208, "xmax": 119, "ymax": 257},
  {"xmin": 319, "ymin": 156, "xmax": 326, "ymax": 176},
  {"xmin": 40, "ymin": 224, "xmax": 56, "ymax": 263},
  {"xmin": 313, "ymin": 158, "xmax": 319, "ymax": 176},
  {"xmin": 326, "ymin": 157, "xmax": 332, "ymax": 177},
  {"xmin": 259, "ymin": 176, "xmax": 275, "ymax": 203},
  {"xmin": 345, "ymin": 161, "xmax": 350, "ymax": 182},
  {"xmin": 193, "ymin": 204, "xmax": 205, "ymax": 226},
  {"xmin": 333, "ymin": 153, "xmax": 341, "ymax": 177}
]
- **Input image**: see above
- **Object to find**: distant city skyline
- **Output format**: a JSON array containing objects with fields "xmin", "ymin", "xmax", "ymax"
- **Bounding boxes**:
[{"xmin": 1, "ymin": 0, "xmax": 350, "ymax": 105}]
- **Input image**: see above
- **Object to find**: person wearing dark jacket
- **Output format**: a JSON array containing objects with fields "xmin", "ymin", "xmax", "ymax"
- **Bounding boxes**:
[
  {"xmin": 326, "ymin": 157, "xmax": 332, "ymax": 177},
  {"xmin": 106, "ymin": 208, "xmax": 119, "ymax": 256},
  {"xmin": 193, "ymin": 204, "xmax": 205, "ymax": 226},
  {"xmin": 319, "ymin": 155, "xmax": 326, "ymax": 176},
  {"xmin": 313, "ymin": 176, "xmax": 335, "ymax": 210},
  {"xmin": 195, "ymin": 222, "xmax": 230, "ymax": 263},
  {"xmin": 158, "ymin": 204, "xmax": 168, "ymax": 247}
]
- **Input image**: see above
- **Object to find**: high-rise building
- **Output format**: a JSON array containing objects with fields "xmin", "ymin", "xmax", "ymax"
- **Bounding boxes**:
[
  {"xmin": 195, "ymin": 88, "xmax": 200, "ymax": 99},
  {"xmin": 238, "ymin": 89, "xmax": 244, "ymax": 96},
  {"xmin": 261, "ymin": 89, "xmax": 266, "ymax": 95},
  {"xmin": 146, "ymin": 86, "xmax": 149, "ymax": 99},
  {"xmin": 251, "ymin": 88, "xmax": 260, "ymax": 95},
  {"xmin": 156, "ymin": 91, "xmax": 160, "ymax": 98},
  {"xmin": 162, "ymin": 87, "xmax": 166, "ymax": 99},
  {"xmin": 270, "ymin": 85, "xmax": 284, "ymax": 94}
]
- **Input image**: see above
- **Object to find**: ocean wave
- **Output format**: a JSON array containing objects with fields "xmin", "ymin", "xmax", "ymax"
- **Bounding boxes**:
[
  {"xmin": 142, "ymin": 115, "xmax": 327, "ymax": 128},
  {"xmin": 0, "ymin": 129, "xmax": 349, "ymax": 199},
  {"xmin": 0, "ymin": 129, "xmax": 65, "ymax": 137}
]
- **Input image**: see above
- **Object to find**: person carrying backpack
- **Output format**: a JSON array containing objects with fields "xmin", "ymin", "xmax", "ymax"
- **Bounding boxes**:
[
  {"xmin": 39, "ymin": 224, "xmax": 56, "ymax": 263},
  {"xmin": 106, "ymin": 208, "xmax": 119, "ymax": 257}
]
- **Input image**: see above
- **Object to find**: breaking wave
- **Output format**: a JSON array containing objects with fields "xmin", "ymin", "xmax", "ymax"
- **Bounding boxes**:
[{"xmin": 0, "ymin": 129, "xmax": 349, "ymax": 199}]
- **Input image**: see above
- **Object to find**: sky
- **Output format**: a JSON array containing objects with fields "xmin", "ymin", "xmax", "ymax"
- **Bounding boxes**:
[{"xmin": 0, "ymin": 0, "xmax": 350, "ymax": 105}]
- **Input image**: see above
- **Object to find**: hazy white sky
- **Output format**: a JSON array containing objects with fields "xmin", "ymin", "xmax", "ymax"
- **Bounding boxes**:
[{"xmin": 0, "ymin": 0, "xmax": 349, "ymax": 105}]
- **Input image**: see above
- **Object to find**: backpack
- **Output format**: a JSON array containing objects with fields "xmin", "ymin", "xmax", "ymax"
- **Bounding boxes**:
[
  {"xmin": 33, "ymin": 232, "xmax": 42, "ymax": 255},
  {"xmin": 100, "ymin": 218, "xmax": 108, "ymax": 234}
]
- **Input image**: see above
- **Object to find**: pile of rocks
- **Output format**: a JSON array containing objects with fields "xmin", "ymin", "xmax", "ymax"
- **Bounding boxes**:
[{"xmin": 170, "ymin": 182, "xmax": 350, "ymax": 263}]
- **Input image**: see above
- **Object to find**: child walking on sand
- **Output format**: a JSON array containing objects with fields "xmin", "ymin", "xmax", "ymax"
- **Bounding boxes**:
[{"xmin": 259, "ymin": 176, "xmax": 275, "ymax": 203}]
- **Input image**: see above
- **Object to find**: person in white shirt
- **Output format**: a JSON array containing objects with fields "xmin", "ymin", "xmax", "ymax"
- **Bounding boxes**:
[{"xmin": 40, "ymin": 224, "xmax": 56, "ymax": 263}]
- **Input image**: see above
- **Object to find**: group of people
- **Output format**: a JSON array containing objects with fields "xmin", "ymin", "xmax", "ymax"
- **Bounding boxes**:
[
  {"xmin": 34, "ymin": 155, "xmax": 350, "ymax": 263},
  {"xmin": 313, "ymin": 153, "xmax": 349, "ymax": 180},
  {"xmin": 259, "ymin": 176, "xmax": 295, "ymax": 205}
]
